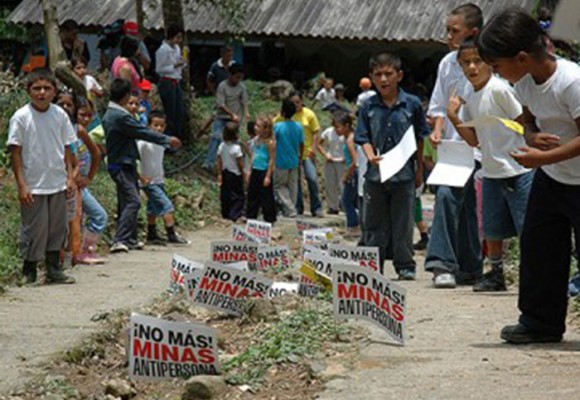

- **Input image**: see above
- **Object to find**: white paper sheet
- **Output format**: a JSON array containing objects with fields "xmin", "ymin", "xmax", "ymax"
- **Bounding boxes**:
[
  {"xmin": 426, "ymin": 140, "xmax": 474, "ymax": 187},
  {"xmin": 378, "ymin": 126, "xmax": 417, "ymax": 183}
]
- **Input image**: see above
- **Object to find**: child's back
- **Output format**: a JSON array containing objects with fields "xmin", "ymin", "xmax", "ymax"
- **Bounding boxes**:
[{"xmin": 218, "ymin": 140, "xmax": 243, "ymax": 175}]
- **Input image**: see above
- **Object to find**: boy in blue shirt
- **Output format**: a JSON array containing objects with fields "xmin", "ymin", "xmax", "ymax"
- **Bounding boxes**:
[{"xmin": 355, "ymin": 52, "xmax": 429, "ymax": 280}]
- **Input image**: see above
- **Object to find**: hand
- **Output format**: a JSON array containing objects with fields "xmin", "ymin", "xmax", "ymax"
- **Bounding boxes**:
[
  {"xmin": 245, "ymin": 172, "xmax": 251, "ymax": 186},
  {"xmin": 168, "ymin": 136, "xmax": 182, "ymax": 149},
  {"xmin": 66, "ymin": 178, "xmax": 77, "ymax": 199},
  {"xmin": 232, "ymin": 114, "xmax": 240, "ymax": 123},
  {"xmin": 263, "ymin": 176, "xmax": 271, "ymax": 187},
  {"xmin": 447, "ymin": 90, "xmax": 464, "ymax": 118},
  {"xmin": 325, "ymin": 152, "xmax": 334, "ymax": 162},
  {"xmin": 76, "ymin": 176, "xmax": 90, "ymax": 189},
  {"xmin": 140, "ymin": 176, "xmax": 152, "ymax": 186},
  {"xmin": 429, "ymin": 129, "xmax": 442, "ymax": 148},
  {"xmin": 511, "ymin": 147, "xmax": 549, "ymax": 168},
  {"xmin": 528, "ymin": 133, "xmax": 560, "ymax": 151},
  {"xmin": 217, "ymin": 175, "xmax": 222, "ymax": 187},
  {"xmin": 368, "ymin": 154, "xmax": 383, "ymax": 166},
  {"xmin": 18, "ymin": 185, "xmax": 34, "ymax": 207},
  {"xmin": 309, "ymin": 150, "xmax": 316, "ymax": 161},
  {"xmin": 244, "ymin": 113, "xmax": 250, "ymax": 122},
  {"xmin": 415, "ymin": 169, "xmax": 424, "ymax": 189}
]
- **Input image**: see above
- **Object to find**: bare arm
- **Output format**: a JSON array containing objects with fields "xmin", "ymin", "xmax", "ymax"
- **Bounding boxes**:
[
  {"xmin": 309, "ymin": 129, "xmax": 320, "ymax": 160},
  {"xmin": 216, "ymin": 156, "xmax": 223, "ymax": 186},
  {"xmin": 10, "ymin": 146, "xmax": 33, "ymax": 206},
  {"xmin": 236, "ymin": 156, "xmax": 245, "ymax": 180},
  {"xmin": 344, "ymin": 134, "xmax": 357, "ymax": 182},
  {"xmin": 64, "ymin": 145, "xmax": 77, "ymax": 198},
  {"xmin": 446, "ymin": 94, "xmax": 478, "ymax": 147},
  {"xmin": 362, "ymin": 142, "xmax": 382, "ymax": 166},
  {"xmin": 76, "ymin": 125, "xmax": 101, "ymax": 183},
  {"xmin": 521, "ymin": 106, "xmax": 560, "ymax": 150},
  {"xmin": 264, "ymin": 139, "xmax": 276, "ymax": 186}
]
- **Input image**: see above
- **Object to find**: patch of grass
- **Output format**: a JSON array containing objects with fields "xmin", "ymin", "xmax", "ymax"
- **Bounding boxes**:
[
  {"xmin": 223, "ymin": 303, "xmax": 350, "ymax": 387},
  {"xmin": 0, "ymin": 182, "xmax": 23, "ymax": 285}
]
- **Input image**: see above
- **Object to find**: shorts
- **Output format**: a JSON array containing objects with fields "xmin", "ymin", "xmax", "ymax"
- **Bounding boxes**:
[
  {"xmin": 482, "ymin": 171, "xmax": 533, "ymax": 241},
  {"xmin": 143, "ymin": 183, "xmax": 174, "ymax": 217}
]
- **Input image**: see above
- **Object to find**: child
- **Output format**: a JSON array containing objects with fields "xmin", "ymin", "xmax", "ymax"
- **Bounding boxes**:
[
  {"xmin": 355, "ymin": 52, "xmax": 429, "ymax": 280},
  {"xmin": 246, "ymin": 116, "xmax": 277, "ymax": 223},
  {"xmin": 138, "ymin": 79, "xmax": 153, "ymax": 126},
  {"xmin": 477, "ymin": 8, "xmax": 580, "ymax": 344},
  {"xmin": 138, "ymin": 110, "xmax": 189, "ymax": 245},
  {"xmin": 425, "ymin": 3, "xmax": 484, "ymax": 289},
  {"xmin": 447, "ymin": 38, "xmax": 532, "ymax": 292},
  {"xmin": 333, "ymin": 110, "xmax": 359, "ymax": 235},
  {"xmin": 8, "ymin": 69, "xmax": 77, "ymax": 284},
  {"xmin": 217, "ymin": 122, "xmax": 245, "ymax": 222},
  {"xmin": 71, "ymin": 56, "xmax": 104, "ymax": 100},
  {"xmin": 243, "ymin": 120, "xmax": 257, "ymax": 172},
  {"xmin": 126, "ymin": 92, "xmax": 141, "ymax": 123},
  {"xmin": 273, "ymin": 99, "xmax": 304, "ymax": 218},
  {"xmin": 314, "ymin": 77, "xmax": 336, "ymax": 109},
  {"xmin": 103, "ymin": 79, "xmax": 181, "ymax": 253},
  {"xmin": 356, "ymin": 77, "xmax": 376, "ymax": 110},
  {"xmin": 317, "ymin": 121, "xmax": 345, "ymax": 215}
]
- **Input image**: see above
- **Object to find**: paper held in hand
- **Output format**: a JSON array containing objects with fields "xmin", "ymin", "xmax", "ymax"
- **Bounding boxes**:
[
  {"xmin": 426, "ymin": 140, "xmax": 475, "ymax": 188},
  {"xmin": 378, "ymin": 126, "xmax": 417, "ymax": 183}
]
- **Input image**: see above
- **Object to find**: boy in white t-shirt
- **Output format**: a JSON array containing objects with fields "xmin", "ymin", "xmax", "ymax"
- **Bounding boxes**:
[
  {"xmin": 138, "ymin": 110, "xmax": 189, "ymax": 245},
  {"xmin": 7, "ymin": 69, "xmax": 77, "ymax": 285},
  {"xmin": 447, "ymin": 39, "xmax": 533, "ymax": 292},
  {"xmin": 317, "ymin": 123, "xmax": 345, "ymax": 214},
  {"xmin": 217, "ymin": 122, "xmax": 245, "ymax": 222},
  {"xmin": 314, "ymin": 77, "xmax": 336, "ymax": 109}
]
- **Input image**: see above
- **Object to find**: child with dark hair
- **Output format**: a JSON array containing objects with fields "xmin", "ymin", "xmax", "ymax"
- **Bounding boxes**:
[
  {"xmin": 72, "ymin": 56, "xmax": 104, "ymax": 100},
  {"xmin": 355, "ymin": 52, "xmax": 429, "ymax": 280},
  {"xmin": 138, "ymin": 110, "xmax": 189, "ymax": 245},
  {"xmin": 217, "ymin": 122, "xmax": 245, "ymax": 221},
  {"xmin": 8, "ymin": 69, "xmax": 77, "ymax": 284},
  {"xmin": 477, "ymin": 7, "xmax": 580, "ymax": 344},
  {"xmin": 425, "ymin": 3, "xmax": 484, "ymax": 289},
  {"xmin": 112, "ymin": 36, "xmax": 142, "ymax": 91}
]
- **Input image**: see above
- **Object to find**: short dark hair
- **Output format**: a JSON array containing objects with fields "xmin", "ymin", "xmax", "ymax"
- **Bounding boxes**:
[
  {"xmin": 148, "ymin": 110, "xmax": 166, "ymax": 125},
  {"xmin": 61, "ymin": 20, "xmax": 78, "ymax": 32},
  {"xmin": 450, "ymin": 3, "xmax": 484, "ymax": 30},
  {"xmin": 281, "ymin": 99, "xmax": 297, "ymax": 119},
  {"xmin": 247, "ymin": 120, "xmax": 256, "ymax": 137},
  {"xmin": 369, "ymin": 52, "xmax": 402, "ymax": 73},
  {"xmin": 75, "ymin": 96, "xmax": 93, "ymax": 111},
  {"xmin": 476, "ymin": 7, "xmax": 547, "ymax": 64},
  {"xmin": 222, "ymin": 121, "xmax": 239, "ymax": 142},
  {"xmin": 110, "ymin": 78, "xmax": 132, "ymax": 102},
  {"xmin": 166, "ymin": 24, "xmax": 184, "ymax": 40},
  {"xmin": 229, "ymin": 63, "xmax": 243, "ymax": 75},
  {"xmin": 120, "ymin": 36, "xmax": 140, "ymax": 58},
  {"xmin": 26, "ymin": 68, "xmax": 57, "ymax": 90},
  {"xmin": 221, "ymin": 45, "xmax": 233, "ymax": 55},
  {"xmin": 288, "ymin": 90, "xmax": 302, "ymax": 100},
  {"xmin": 71, "ymin": 56, "xmax": 88, "ymax": 68},
  {"xmin": 332, "ymin": 109, "xmax": 353, "ymax": 127},
  {"xmin": 457, "ymin": 37, "xmax": 478, "ymax": 58}
]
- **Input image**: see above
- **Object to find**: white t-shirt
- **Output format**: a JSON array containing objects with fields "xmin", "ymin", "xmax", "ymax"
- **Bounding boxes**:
[
  {"xmin": 315, "ymin": 88, "xmax": 336, "ymax": 108},
  {"xmin": 137, "ymin": 140, "xmax": 165, "ymax": 185},
  {"xmin": 514, "ymin": 58, "xmax": 580, "ymax": 185},
  {"xmin": 84, "ymin": 75, "xmax": 102, "ymax": 93},
  {"xmin": 320, "ymin": 127, "xmax": 345, "ymax": 161},
  {"xmin": 461, "ymin": 76, "xmax": 529, "ymax": 178},
  {"xmin": 7, "ymin": 104, "xmax": 76, "ymax": 194},
  {"xmin": 356, "ymin": 90, "xmax": 376, "ymax": 108},
  {"xmin": 155, "ymin": 41, "xmax": 183, "ymax": 80},
  {"xmin": 217, "ymin": 142, "xmax": 243, "ymax": 175}
]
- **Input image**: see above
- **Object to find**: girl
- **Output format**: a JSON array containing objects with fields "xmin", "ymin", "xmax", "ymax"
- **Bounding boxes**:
[
  {"xmin": 477, "ymin": 8, "xmax": 580, "ymax": 343},
  {"xmin": 246, "ymin": 116, "xmax": 277, "ymax": 223},
  {"xmin": 71, "ymin": 56, "xmax": 104, "ymax": 100},
  {"xmin": 333, "ymin": 110, "xmax": 359, "ymax": 235},
  {"xmin": 111, "ymin": 36, "xmax": 142, "ymax": 92},
  {"xmin": 317, "ymin": 121, "xmax": 345, "ymax": 215},
  {"xmin": 217, "ymin": 122, "xmax": 245, "ymax": 222},
  {"xmin": 75, "ymin": 97, "xmax": 109, "ymax": 264}
]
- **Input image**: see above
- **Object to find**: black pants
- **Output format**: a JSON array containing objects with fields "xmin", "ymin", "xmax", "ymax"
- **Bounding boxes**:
[
  {"xmin": 519, "ymin": 168, "xmax": 580, "ymax": 336},
  {"xmin": 110, "ymin": 166, "xmax": 141, "ymax": 244},
  {"xmin": 158, "ymin": 78, "xmax": 185, "ymax": 141},
  {"xmin": 220, "ymin": 170, "xmax": 245, "ymax": 221},
  {"xmin": 246, "ymin": 169, "xmax": 277, "ymax": 223}
]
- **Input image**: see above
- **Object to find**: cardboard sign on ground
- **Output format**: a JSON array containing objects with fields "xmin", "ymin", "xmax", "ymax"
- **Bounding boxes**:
[
  {"xmin": 245, "ymin": 219, "xmax": 272, "ymax": 244},
  {"xmin": 169, "ymin": 254, "xmax": 205, "ymax": 294},
  {"xmin": 257, "ymin": 245, "xmax": 291, "ymax": 271},
  {"xmin": 327, "ymin": 244, "xmax": 380, "ymax": 271},
  {"xmin": 210, "ymin": 240, "xmax": 259, "ymax": 271}
]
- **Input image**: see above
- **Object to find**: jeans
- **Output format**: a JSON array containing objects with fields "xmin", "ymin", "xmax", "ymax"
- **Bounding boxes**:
[
  {"xmin": 324, "ymin": 161, "xmax": 346, "ymax": 211},
  {"xmin": 158, "ymin": 78, "xmax": 185, "ymax": 140},
  {"xmin": 273, "ymin": 168, "xmax": 298, "ymax": 217},
  {"xmin": 342, "ymin": 174, "xmax": 359, "ymax": 228},
  {"xmin": 296, "ymin": 158, "xmax": 322, "ymax": 215},
  {"xmin": 81, "ymin": 188, "xmax": 108, "ymax": 234},
  {"xmin": 425, "ymin": 169, "xmax": 482, "ymax": 281},
  {"xmin": 204, "ymin": 118, "xmax": 227, "ymax": 169},
  {"xmin": 110, "ymin": 166, "xmax": 141, "ymax": 244}
]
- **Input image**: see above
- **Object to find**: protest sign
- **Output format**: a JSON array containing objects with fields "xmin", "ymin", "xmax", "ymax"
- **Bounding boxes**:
[
  {"xmin": 332, "ymin": 265, "xmax": 406, "ymax": 345},
  {"xmin": 298, "ymin": 250, "xmax": 353, "ymax": 296},
  {"xmin": 211, "ymin": 240, "xmax": 259, "ymax": 271},
  {"xmin": 246, "ymin": 219, "xmax": 272, "ymax": 244},
  {"xmin": 303, "ymin": 228, "xmax": 335, "ymax": 251},
  {"xmin": 268, "ymin": 282, "xmax": 300, "ymax": 299},
  {"xmin": 129, "ymin": 313, "xmax": 220, "ymax": 381},
  {"xmin": 192, "ymin": 263, "xmax": 273, "ymax": 316},
  {"xmin": 169, "ymin": 254, "xmax": 205, "ymax": 294},
  {"xmin": 257, "ymin": 245, "xmax": 291, "ymax": 271},
  {"xmin": 328, "ymin": 244, "xmax": 380, "ymax": 271},
  {"xmin": 232, "ymin": 225, "xmax": 259, "ymax": 243},
  {"xmin": 296, "ymin": 219, "xmax": 324, "ymax": 234}
]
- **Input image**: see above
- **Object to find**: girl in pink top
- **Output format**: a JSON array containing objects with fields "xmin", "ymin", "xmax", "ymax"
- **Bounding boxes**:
[{"xmin": 111, "ymin": 36, "xmax": 142, "ymax": 91}]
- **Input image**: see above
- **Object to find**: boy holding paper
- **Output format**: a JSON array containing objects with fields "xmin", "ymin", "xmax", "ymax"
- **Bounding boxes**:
[
  {"xmin": 447, "ymin": 39, "xmax": 532, "ymax": 292},
  {"xmin": 355, "ymin": 52, "xmax": 429, "ymax": 280}
]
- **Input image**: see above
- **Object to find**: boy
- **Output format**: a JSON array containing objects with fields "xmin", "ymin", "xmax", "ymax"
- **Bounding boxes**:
[
  {"xmin": 356, "ymin": 77, "xmax": 376, "ymax": 110},
  {"xmin": 103, "ymin": 79, "xmax": 181, "ymax": 253},
  {"xmin": 447, "ymin": 39, "xmax": 532, "ymax": 292},
  {"xmin": 425, "ymin": 3, "xmax": 484, "ymax": 288},
  {"xmin": 204, "ymin": 63, "xmax": 249, "ymax": 170},
  {"xmin": 355, "ymin": 52, "xmax": 430, "ymax": 280},
  {"xmin": 138, "ymin": 110, "xmax": 189, "ymax": 245},
  {"xmin": 314, "ymin": 77, "xmax": 336, "ymax": 109},
  {"xmin": 7, "ymin": 69, "xmax": 77, "ymax": 284}
]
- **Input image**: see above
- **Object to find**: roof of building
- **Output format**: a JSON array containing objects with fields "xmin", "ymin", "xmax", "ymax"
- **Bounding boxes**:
[{"xmin": 8, "ymin": 0, "xmax": 536, "ymax": 42}]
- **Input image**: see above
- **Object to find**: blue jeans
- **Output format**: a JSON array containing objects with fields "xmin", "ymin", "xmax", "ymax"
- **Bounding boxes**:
[
  {"xmin": 296, "ymin": 158, "xmax": 322, "ymax": 215},
  {"xmin": 204, "ymin": 118, "xmax": 227, "ymax": 169},
  {"xmin": 143, "ymin": 183, "xmax": 175, "ymax": 217},
  {"xmin": 425, "ymin": 170, "xmax": 482, "ymax": 281},
  {"xmin": 342, "ymin": 174, "xmax": 359, "ymax": 228},
  {"xmin": 81, "ymin": 188, "xmax": 108, "ymax": 234}
]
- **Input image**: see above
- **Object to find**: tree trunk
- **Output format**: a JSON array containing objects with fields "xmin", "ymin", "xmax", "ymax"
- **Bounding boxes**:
[
  {"xmin": 135, "ymin": 0, "xmax": 146, "ymax": 36},
  {"xmin": 41, "ymin": 0, "xmax": 87, "ymax": 97}
]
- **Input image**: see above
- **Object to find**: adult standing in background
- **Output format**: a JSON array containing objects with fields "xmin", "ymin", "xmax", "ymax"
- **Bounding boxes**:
[
  {"xmin": 99, "ymin": 21, "xmax": 151, "ymax": 72},
  {"xmin": 60, "ymin": 20, "xmax": 91, "ymax": 63},
  {"xmin": 206, "ymin": 45, "xmax": 235, "ymax": 95},
  {"xmin": 155, "ymin": 24, "xmax": 186, "ymax": 141},
  {"xmin": 111, "ymin": 36, "xmax": 143, "ymax": 92}
]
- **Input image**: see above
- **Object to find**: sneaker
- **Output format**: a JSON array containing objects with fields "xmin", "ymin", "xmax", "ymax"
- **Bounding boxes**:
[
  {"xmin": 398, "ymin": 269, "xmax": 416, "ymax": 281},
  {"xmin": 168, "ymin": 233, "xmax": 190, "ymax": 245},
  {"xmin": 473, "ymin": 269, "xmax": 507, "ymax": 292},
  {"xmin": 413, "ymin": 236, "xmax": 429, "ymax": 251},
  {"xmin": 147, "ymin": 235, "xmax": 167, "ymax": 246},
  {"xmin": 569, "ymin": 275, "xmax": 580, "ymax": 297},
  {"xmin": 313, "ymin": 209, "xmax": 324, "ymax": 218},
  {"xmin": 46, "ymin": 271, "xmax": 76, "ymax": 285},
  {"xmin": 500, "ymin": 323, "xmax": 562, "ymax": 344},
  {"xmin": 110, "ymin": 242, "xmax": 129, "ymax": 253},
  {"xmin": 433, "ymin": 272, "xmax": 456, "ymax": 289},
  {"xmin": 127, "ymin": 239, "xmax": 145, "ymax": 250}
]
